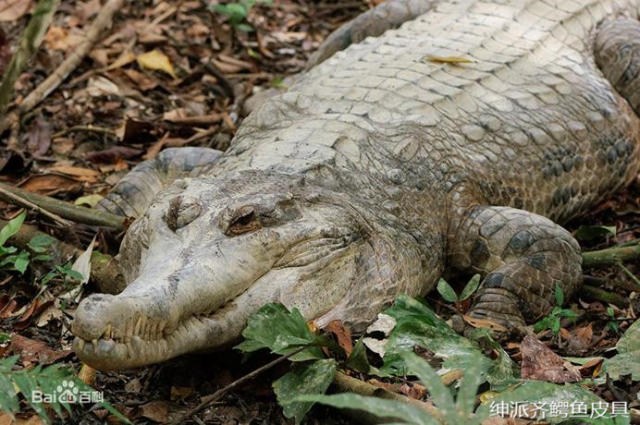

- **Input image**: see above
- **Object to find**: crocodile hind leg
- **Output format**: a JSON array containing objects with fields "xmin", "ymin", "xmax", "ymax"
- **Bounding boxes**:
[
  {"xmin": 595, "ymin": 18, "xmax": 640, "ymax": 116},
  {"xmin": 98, "ymin": 147, "xmax": 221, "ymax": 218},
  {"xmin": 447, "ymin": 206, "xmax": 582, "ymax": 329},
  {"xmin": 306, "ymin": 0, "xmax": 438, "ymax": 68}
]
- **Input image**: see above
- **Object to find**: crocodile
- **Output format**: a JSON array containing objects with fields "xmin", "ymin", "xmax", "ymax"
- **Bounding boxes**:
[{"xmin": 73, "ymin": 0, "xmax": 640, "ymax": 370}]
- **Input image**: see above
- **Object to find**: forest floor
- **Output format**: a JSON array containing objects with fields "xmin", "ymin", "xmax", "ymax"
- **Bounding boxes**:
[{"xmin": 0, "ymin": 0, "xmax": 638, "ymax": 424}]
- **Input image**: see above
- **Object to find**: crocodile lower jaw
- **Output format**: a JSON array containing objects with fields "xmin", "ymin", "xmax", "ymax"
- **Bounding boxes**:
[{"xmin": 73, "ymin": 312, "xmax": 234, "ymax": 370}]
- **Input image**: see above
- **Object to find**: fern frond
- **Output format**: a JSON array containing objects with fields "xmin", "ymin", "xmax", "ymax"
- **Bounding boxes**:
[{"xmin": 0, "ymin": 355, "xmax": 129, "ymax": 424}]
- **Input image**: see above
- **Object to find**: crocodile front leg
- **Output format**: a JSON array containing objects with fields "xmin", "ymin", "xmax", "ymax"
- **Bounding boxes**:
[
  {"xmin": 98, "ymin": 147, "xmax": 221, "ymax": 218},
  {"xmin": 447, "ymin": 206, "xmax": 582, "ymax": 329},
  {"xmin": 595, "ymin": 18, "xmax": 640, "ymax": 116}
]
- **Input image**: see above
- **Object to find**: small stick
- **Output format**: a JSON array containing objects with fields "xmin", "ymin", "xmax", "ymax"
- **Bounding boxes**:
[
  {"xmin": 0, "ymin": 183, "xmax": 125, "ymax": 229},
  {"xmin": 0, "ymin": 185, "xmax": 72, "ymax": 227},
  {"xmin": 617, "ymin": 263, "xmax": 640, "ymax": 289},
  {"xmin": 52, "ymin": 125, "xmax": 117, "ymax": 139},
  {"xmin": 171, "ymin": 347, "xmax": 306, "ymax": 425}
]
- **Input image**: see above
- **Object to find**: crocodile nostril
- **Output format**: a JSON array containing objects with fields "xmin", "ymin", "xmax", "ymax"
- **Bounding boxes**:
[
  {"xmin": 73, "ymin": 294, "xmax": 117, "ymax": 341},
  {"xmin": 165, "ymin": 196, "xmax": 203, "ymax": 231}
]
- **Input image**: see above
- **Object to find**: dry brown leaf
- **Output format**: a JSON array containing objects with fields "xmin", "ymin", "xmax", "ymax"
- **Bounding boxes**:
[
  {"xmin": 48, "ymin": 165, "xmax": 100, "ymax": 182},
  {"xmin": 0, "ymin": 296, "xmax": 17, "ymax": 318},
  {"xmin": 170, "ymin": 386, "xmax": 193, "ymax": 400},
  {"xmin": 323, "ymin": 320, "xmax": 353, "ymax": 356},
  {"xmin": 0, "ymin": 0, "xmax": 32, "ymax": 21},
  {"xmin": 462, "ymin": 315, "xmax": 508, "ymax": 332},
  {"xmin": 137, "ymin": 50, "xmax": 177, "ymax": 78},
  {"xmin": 123, "ymin": 68, "xmax": 158, "ymax": 91},
  {"xmin": 20, "ymin": 174, "xmax": 81, "ymax": 195},
  {"xmin": 520, "ymin": 334, "xmax": 581, "ymax": 383},
  {"xmin": 14, "ymin": 298, "xmax": 53, "ymax": 330},
  {"xmin": 78, "ymin": 364, "xmax": 96, "ymax": 385},
  {"xmin": 44, "ymin": 26, "xmax": 84, "ymax": 51},
  {"xmin": 139, "ymin": 400, "xmax": 168, "ymax": 423},
  {"xmin": 10, "ymin": 334, "xmax": 72, "ymax": 366},
  {"xmin": 106, "ymin": 50, "xmax": 136, "ymax": 70}
]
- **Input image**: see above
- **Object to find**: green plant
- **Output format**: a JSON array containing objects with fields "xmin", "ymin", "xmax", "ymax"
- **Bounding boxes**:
[
  {"xmin": 210, "ymin": 0, "xmax": 273, "ymax": 32},
  {"xmin": 0, "ymin": 355, "xmax": 129, "ymax": 424},
  {"xmin": 436, "ymin": 273, "xmax": 480, "ymax": 311},
  {"xmin": 533, "ymin": 282, "xmax": 578, "ymax": 335},
  {"xmin": 0, "ymin": 212, "xmax": 83, "ymax": 286},
  {"xmin": 298, "ymin": 351, "xmax": 489, "ymax": 425},
  {"xmin": 606, "ymin": 306, "xmax": 619, "ymax": 333}
]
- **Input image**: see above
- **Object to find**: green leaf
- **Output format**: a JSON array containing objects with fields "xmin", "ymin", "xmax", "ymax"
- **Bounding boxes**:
[
  {"xmin": 602, "ymin": 319, "xmax": 640, "ymax": 380},
  {"xmin": 436, "ymin": 278, "xmax": 458, "ymax": 303},
  {"xmin": 293, "ymin": 393, "xmax": 438, "ymax": 425},
  {"xmin": 0, "ymin": 332, "xmax": 10, "ymax": 344},
  {"xmin": 574, "ymin": 225, "xmax": 616, "ymax": 242},
  {"xmin": 401, "ymin": 352, "xmax": 457, "ymax": 424},
  {"xmin": 73, "ymin": 194, "xmax": 103, "ymax": 208},
  {"xmin": 378, "ymin": 296, "xmax": 517, "ymax": 387},
  {"xmin": 236, "ymin": 23, "xmax": 254, "ymax": 32},
  {"xmin": 273, "ymin": 359, "xmax": 337, "ymax": 425},
  {"xmin": 477, "ymin": 381, "xmax": 606, "ymax": 425},
  {"xmin": 459, "ymin": 274, "xmax": 481, "ymax": 301},
  {"xmin": 554, "ymin": 282, "xmax": 564, "ymax": 306},
  {"xmin": 0, "ymin": 211, "xmax": 25, "ymax": 247},
  {"xmin": 235, "ymin": 303, "xmax": 324, "ymax": 361},
  {"xmin": 27, "ymin": 234, "xmax": 55, "ymax": 253},
  {"xmin": 12, "ymin": 250, "xmax": 30, "ymax": 274},
  {"xmin": 55, "ymin": 265, "xmax": 84, "ymax": 281},
  {"xmin": 346, "ymin": 338, "xmax": 371, "ymax": 374}
]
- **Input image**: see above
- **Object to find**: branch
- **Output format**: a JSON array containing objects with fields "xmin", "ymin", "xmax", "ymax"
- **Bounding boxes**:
[
  {"xmin": 582, "ymin": 244, "xmax": 640, "ymax": 268},
  {"xmin": 0, "ymin": 184, "xmax": 72, "ymax": 227},
  {"xmin": 0, "ymin": 183, "xmax": 125, "ymax": 229},
  {"xmin": 170, "ymin": 347, "xmax": 307, "ymax": 425}
]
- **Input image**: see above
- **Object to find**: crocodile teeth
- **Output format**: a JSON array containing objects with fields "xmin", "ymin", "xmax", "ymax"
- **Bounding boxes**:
[
  {"xmin": 134, "ymin": 316, "xmax": 142, "ymax": 336},
  {"xmin": 103, "ymin": 324, "xmax": 112, "ymax": 340}
]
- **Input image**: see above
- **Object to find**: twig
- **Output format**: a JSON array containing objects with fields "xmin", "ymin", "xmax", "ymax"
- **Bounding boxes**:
[
  {"xmin": 0, "ymin": 218, "xmax": 125, "ymax": 294},
  {"xmin": 0, "ymin": 185, "xmax": 72, "ymax": 227},
  {"xmin": 0, "ymin": 183, "xmax": 124, "ymax": 229},
  {"xmin": 582, "ymin": 244, "xmax": 640, "ymax": 268},
  {"xmin": 332, "ymin": 371, "xmax": 444, "ymax": 424},
  {"xmin": 581, "ymin": 284, "xmax": 628, "ymax": 308},
  {"xmin": 617, "ymin": 263, "xmax": 640, "ymax": 289},
  {"xmin": 52, "ymin": 125, "xmax": 117, "ymax": 139},
  {"xmin": 170, "ymin": 347, "xmax": 306, "ymax": 425},
  {"xmin": 0, "ymin": 0, "xmax": 60, "ymax": 116},
  {"xmin": 0, "ymin": 0, "xmax": 124, "ymax": 134}
]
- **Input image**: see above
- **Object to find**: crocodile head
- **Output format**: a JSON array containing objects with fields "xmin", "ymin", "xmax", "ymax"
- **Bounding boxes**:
[{"xmin": 72, "ymin": 171, "xmax": 426, "ymax": 370}]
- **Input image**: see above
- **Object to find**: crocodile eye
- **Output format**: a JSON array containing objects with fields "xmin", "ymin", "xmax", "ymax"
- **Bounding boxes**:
[{"xmin": 222, "ymin": 205, "xmax": 262, "ymax": 236}]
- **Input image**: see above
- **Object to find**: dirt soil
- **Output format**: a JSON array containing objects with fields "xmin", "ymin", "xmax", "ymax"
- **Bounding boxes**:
[{"xmin": 0, "ymin": 1, "xmax": 639, "ymax": 424}]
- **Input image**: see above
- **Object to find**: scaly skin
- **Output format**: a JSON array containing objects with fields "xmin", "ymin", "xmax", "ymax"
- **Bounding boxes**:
[{"xmin": 73, "ymin": 0, "xmax": 640, "ymax": 370}]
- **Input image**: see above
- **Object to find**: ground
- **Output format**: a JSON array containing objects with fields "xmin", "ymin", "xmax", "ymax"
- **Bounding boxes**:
[{"xmin": 0, "ymin": 0, "xmax": 638, "ymax": 424}]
